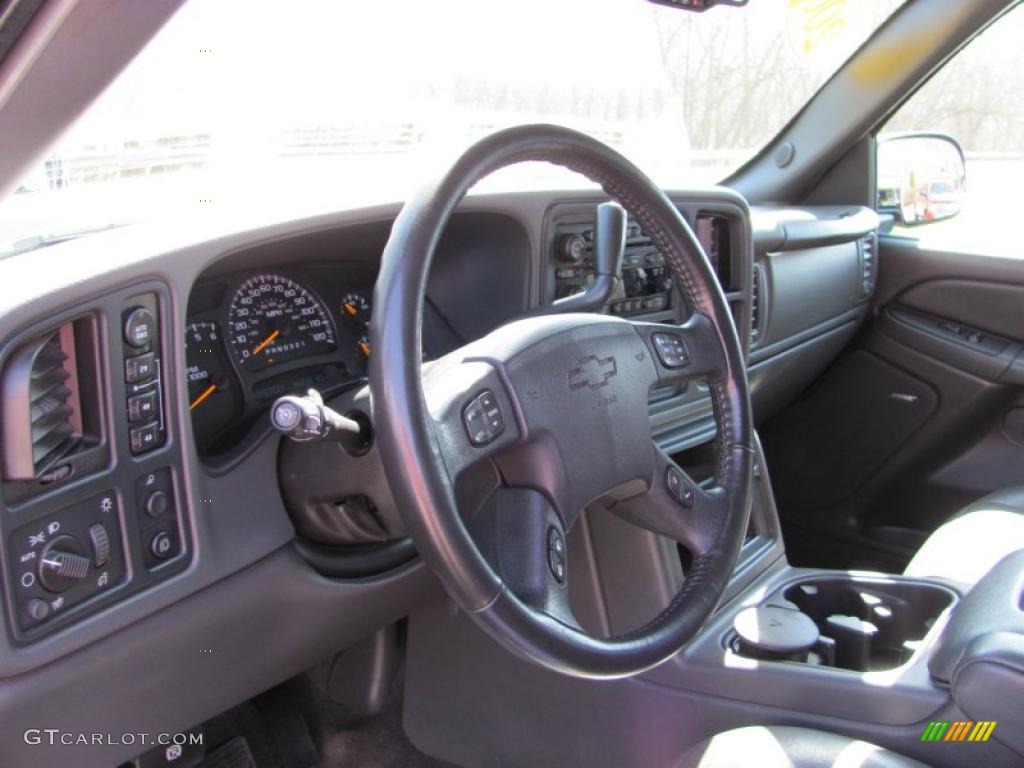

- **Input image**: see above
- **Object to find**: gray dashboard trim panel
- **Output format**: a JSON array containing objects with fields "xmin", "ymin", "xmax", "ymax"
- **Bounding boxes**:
[{"xmin": 0, "ymin": 545, "xmax": 439, "ymax": 767}]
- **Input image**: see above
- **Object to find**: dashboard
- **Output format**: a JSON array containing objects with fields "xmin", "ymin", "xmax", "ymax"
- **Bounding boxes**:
[{"xmin": 0, "ymin": 187, "xmax": 878, "ymax": 768}]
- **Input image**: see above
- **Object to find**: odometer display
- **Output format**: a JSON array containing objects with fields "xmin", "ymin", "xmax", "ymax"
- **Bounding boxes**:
[{"xmin": 227, "ymin": 274, "xmax": 336, "ymax": 373}]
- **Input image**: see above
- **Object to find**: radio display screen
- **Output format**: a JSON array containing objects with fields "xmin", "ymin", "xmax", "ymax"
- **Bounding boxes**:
[{"xmin": 695, "ymin": 214, "xmax": 732, "ymax": 290}]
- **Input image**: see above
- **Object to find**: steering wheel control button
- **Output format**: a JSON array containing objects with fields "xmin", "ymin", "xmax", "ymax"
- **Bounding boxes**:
[
  {"xmin": 665, "ymin": 466, "xmax": 695, "ymax": 508},
  {"xmin": 88, "ymin": 524, "xmax": 111, "ymax": 567},
  {"xmin": 547, "ymin": 526, "xmax": 565, "ymax": 556},
  {"xmin": 679, "ymin": 484, "xmax": 695, "ymax": 508},
  {"xmin": 123, "ymin": 307, "xmax": 156, "ymax": 348},
  {"xmin": 462, "ymin": 389, "xmax": 504, "ymax": 446},
  {"xmin": 548, "ymin": 549, "xmax": 566, "ymax": 584},
  {"xmin": 547, "ymin": 526, "xmax": 566, "ymax": 584},
  {"xmin": 652, "ymin": 332, "xmax": 691, "ymax": 369},
  {"xmin": 124, "ymin": 352, "xmax": 156, "ymax": 384},
  {"xmin": 127, "ymin": 390, "xmax": 158, "ymax": 422},
  {"xmin": 25, "ymin": 598, "xmax": 50, "ymax": 622}
]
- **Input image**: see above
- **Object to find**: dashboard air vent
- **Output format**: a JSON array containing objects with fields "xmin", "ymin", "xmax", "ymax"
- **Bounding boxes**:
[
  {"xmin": 860, "ymin": 234, "xmax": 877, "ymax": 297},
  {"xmin": 2, "ymin": 323, "xmax": 83, "ymax": 480},
  {"xmin": 750, "ymin": 262, "xmax": 764, "ymax": 342}
]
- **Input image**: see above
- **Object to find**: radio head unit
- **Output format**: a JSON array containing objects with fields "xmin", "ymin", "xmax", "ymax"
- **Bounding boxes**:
[{"xmin": 550, "ymin": 211, "xmax": 731, "ymax": 317}]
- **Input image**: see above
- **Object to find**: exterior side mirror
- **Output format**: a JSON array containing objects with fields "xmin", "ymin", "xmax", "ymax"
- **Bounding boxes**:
[{"xmin": 877, "ymin": 133, "xmax": 966, "ymax": 226}]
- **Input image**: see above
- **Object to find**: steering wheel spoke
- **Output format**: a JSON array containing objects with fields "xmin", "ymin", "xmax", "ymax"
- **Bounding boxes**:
[
  {"xmin": 608, "ymin": 446, "xmax": 729, "ymax": 557},
  {"xmin": 631, "ymin": 313, "xmax": 726, "ymax": 389},
  {"xmin": 469, "ymin": 488, "xmax": 577, "ymax": 626},
  {"xmin": 422, "ymin": 355, "xmax": 520, "ymax": 481}
]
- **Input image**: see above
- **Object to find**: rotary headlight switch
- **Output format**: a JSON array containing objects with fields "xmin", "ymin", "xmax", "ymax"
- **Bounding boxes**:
[{"xmin": 38, "ymin": 535, "xmax": 91, "ymax": 592}]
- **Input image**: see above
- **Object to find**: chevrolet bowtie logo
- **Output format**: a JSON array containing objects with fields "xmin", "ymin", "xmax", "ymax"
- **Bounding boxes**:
[{"xmin": 568, "ymin": 355, "xmax": 618, "ymax": 391}]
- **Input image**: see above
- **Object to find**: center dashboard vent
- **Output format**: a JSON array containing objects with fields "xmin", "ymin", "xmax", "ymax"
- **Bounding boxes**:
[{"xmin": 2, "ymin": 320, "xmax": 97, "ymax": 482}]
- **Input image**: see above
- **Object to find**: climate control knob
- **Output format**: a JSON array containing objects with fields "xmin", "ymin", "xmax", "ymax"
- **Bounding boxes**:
[{"xmin": 38, "ymin": 535, "xmax": 90, "ymax": 592}]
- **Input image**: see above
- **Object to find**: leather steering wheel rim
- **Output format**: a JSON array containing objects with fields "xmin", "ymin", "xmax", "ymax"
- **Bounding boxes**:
[{"xmin": 370, "ymin": 124, "xmax": 753, "ymax": 679}]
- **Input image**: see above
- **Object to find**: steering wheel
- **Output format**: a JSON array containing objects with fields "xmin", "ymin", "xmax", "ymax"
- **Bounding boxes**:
[{"xmin": 370, "ymin": 125, "xmax": 753, "ymax": 679}]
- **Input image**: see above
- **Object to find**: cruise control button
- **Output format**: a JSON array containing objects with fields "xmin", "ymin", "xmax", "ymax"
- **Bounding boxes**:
[{"xmin": 125, "ymin": 353, "xmax": 156, "ymax": 384}]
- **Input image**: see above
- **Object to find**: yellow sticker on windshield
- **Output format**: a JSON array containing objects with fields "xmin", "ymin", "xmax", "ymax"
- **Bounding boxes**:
[{"xmin": 786, "ymin": 0, "xmax": 862, "ymax": 73}]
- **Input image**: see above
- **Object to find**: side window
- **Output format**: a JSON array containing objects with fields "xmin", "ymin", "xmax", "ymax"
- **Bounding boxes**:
[{"xmin": 877, "ymin": 5, "xmax": 1024, "ymax": 254}]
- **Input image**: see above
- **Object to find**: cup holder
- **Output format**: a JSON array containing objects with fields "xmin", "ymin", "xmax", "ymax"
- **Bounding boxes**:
[{"xmin": 728, "ymin": 576, "xmax": 957, "ymax": 672}]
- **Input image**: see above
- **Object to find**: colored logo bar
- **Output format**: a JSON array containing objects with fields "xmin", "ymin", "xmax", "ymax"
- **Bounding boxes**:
[{"xmin": 921, "ymin": 721, "xmax": 997, "ymax": 742}]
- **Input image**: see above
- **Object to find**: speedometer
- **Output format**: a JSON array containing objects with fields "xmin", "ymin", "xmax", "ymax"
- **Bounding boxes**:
[{"xmin": 227, "ymin": 274, "xmax": 336, "ymax": 373}]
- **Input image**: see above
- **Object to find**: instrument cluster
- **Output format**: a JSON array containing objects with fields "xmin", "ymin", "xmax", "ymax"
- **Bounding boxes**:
[{"xmin": 185, "ymin": 266, "xmax": 375, "ymax": 457}]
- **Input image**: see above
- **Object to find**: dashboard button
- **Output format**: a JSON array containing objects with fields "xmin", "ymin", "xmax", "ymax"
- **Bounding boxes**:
[
  {"xmin": 125, "ymin": 353, "xmax": 156, "ymax": 384},
  {"xmin": 130, "ymin": 422, "xmax": 163, "ymax": 455},
  {"xmin": 123, "ymin": 307, "xmax": 156, "ymax": 348},
  {"xmin": 149, "ymin": 531, "xmax": 176, "ymax": 560},
  {"xmin": 144, "ymin": 489, "xmax": 169, "ymax": 518},
  {"xmin": 127, "ymin": 390, "xmax": 158, "ymax": 422},
  {"xmin": 25, "ymin": 599, "xmax": 49, "ymax": 622}
]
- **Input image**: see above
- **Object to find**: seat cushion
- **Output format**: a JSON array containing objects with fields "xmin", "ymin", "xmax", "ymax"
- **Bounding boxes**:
[
  {"xmin": 677, "ymin": 726, "xmax": 927, "ymax": 768},
  {"xmin": 904, "ymin": 486, "xmax": 1024, "ymax": 585}
]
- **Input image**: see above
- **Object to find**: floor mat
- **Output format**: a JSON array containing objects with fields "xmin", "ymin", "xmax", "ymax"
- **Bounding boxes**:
[
  {"xmin": 199, "ymin": 737, "xmax": 257, "ymax": 768},
  {"xmin": 312, "ymin": 664, "xmax": 453, "ymax": 768},
  {"xmin": 199, "ymin": 665, "xmax": 452, "ymax": 767}
]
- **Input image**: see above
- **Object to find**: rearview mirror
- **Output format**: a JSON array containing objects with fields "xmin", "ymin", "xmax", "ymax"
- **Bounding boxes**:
[
  {"xmin": 647, "ymin": 0, "xmax": 748, "ymax": 12},
  {"xmin": 877, "ymin": 133, "xmax": 966, "ymax": 226}
]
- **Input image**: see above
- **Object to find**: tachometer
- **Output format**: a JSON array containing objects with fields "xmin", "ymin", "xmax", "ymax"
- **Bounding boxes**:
[
  {"xmin": 227, "ymin": 274, "xmax": 336, "ymax": 373},
  {"xmin": 185, "ymin": 321, "xmax": 242, "ymax": 451}
]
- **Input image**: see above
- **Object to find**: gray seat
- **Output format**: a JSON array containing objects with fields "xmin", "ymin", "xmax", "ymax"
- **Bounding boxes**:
[
  {"xmin": 678, "ymin": 726, "xmax": 927, "ymax": 768},
  {"xmin": 904, "ymin": 485, "xmax": 1024, "ymax": 585}
]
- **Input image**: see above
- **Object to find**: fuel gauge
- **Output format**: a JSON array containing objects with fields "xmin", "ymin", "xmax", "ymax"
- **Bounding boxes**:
[{"xmin": 340, "ymin": 291, "xmax": 370, "ymax": 328}]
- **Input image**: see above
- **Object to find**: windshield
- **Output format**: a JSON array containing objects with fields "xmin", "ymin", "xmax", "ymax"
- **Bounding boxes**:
[{"xmin": 0, "ymin": 0, "xmax": 904, "ymax": 255}]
